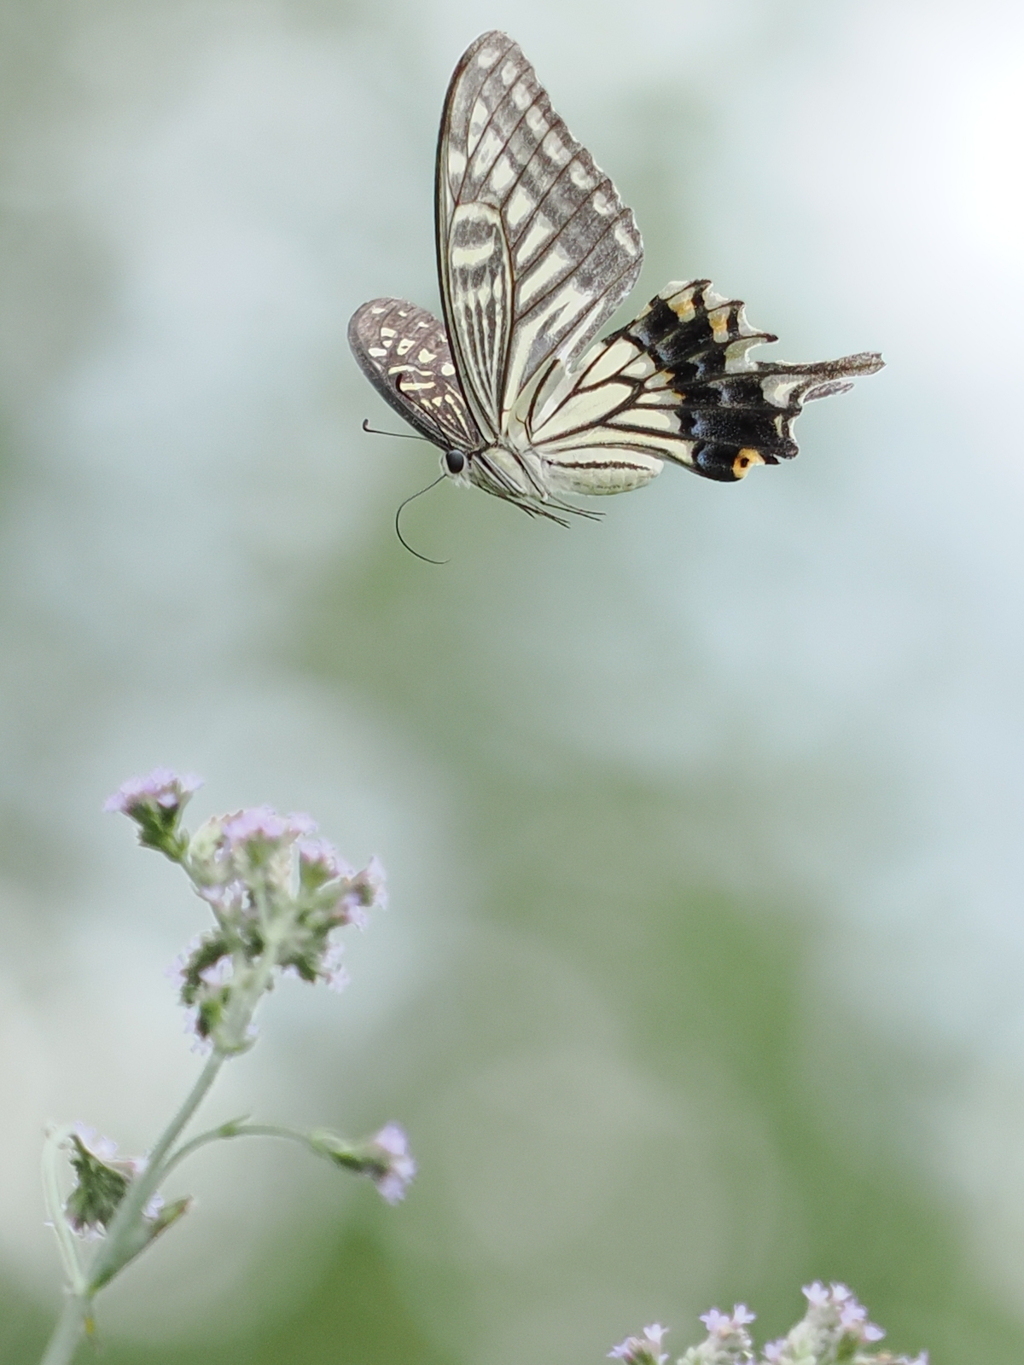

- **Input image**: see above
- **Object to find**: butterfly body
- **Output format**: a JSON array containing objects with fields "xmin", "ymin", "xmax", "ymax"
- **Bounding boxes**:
[{"xmin": 349, "ymin": 31, "xmax": 882, "ymax": 523}]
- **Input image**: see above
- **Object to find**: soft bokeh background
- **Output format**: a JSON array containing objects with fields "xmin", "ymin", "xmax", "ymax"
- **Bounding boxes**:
[{"xmin": 2, "ymin": 1, "xmax": 1023, "ymax": 1362}]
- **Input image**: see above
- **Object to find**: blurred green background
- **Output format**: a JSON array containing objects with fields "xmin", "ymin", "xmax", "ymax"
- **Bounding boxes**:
[{"xmin": 2, "ymin": 1, "xmax": 1024, "ymax": 1362}]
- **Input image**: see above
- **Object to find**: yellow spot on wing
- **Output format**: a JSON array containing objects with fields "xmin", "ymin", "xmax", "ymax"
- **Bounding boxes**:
[
  {"xmin": 668, "ymin": 292, "xmax": 696, "ymax": 322},
  {"xmin": 709, "ymin": 307, "xmax": 732, "ymax": 343}
]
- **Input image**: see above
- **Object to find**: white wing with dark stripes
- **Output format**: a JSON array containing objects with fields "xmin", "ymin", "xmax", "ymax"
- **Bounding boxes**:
[{"xmin": 435, "ymin": 31, "xmax": 643, "ymax": 441}]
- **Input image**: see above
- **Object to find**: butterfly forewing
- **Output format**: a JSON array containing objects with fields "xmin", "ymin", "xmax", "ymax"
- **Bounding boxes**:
[
  {"xmin": 348, "ymin": 298, "xmax": 482, "ymax": 451},
  {"xmin": 436, "ymin": 31, "xmax": 644, "ymax": 439}
]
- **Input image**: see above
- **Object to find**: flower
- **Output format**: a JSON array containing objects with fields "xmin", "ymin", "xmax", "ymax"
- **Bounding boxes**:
[
  {"xmin": 619, "ymin": 1288, "xmax": 921, "ymax": 1365},
  {"xmin": 187, "ymin": 806, "xmax": 315, "ymax": 908},
  {"xmin": 220, "ymin": 806, "xmax": 316, "ymax": 851},
  {"xmin": 308, "ymin": 1123, "xmax": 417, "ymax": 1204},
  {"xmin": 320, "ymin": 941, "xmax": 350, "ymax": 993},
  {"xmin": 608, "ymin": 1324, "xmax": 669, "ymax": 1365},
  {"xmin": 700, "ymin": 1306, "xmax": 755, "ymax": 1334},
  {"xmin": 802, "ymin": 1282, "xmax": 830, "ymax": 1308},
  {"xmin": 362, "ymin": 855, "xmax": 388, "ymax": 910},
  {"xmin": 104, "ymin": 767, "xmax": 202, "ymax": 816},
  {"xmin": 70, "ymin": 1124, "xmax": 119, "ymax": 1165},
  {"xmin": 104, "ymin": 768, "xmax": 202, "ymax": 858},
  {"xmin": 297, "ymin": 838, "xmax": 355, "ymax": 888},
  {"xmin": 675, "ymin": 1304, "xmax": 756, "ymax": 1364},
  {"xmin": 112, "ymin": 778, "xmax": 388, "ymax": 1049},
  {"xmin": 369, "ymin": 1123, "xmax": 417, "ymax": 1204},
  {"xmin": 786, "ymin": 1282, "xmax": 889, "ymax": 1356}
]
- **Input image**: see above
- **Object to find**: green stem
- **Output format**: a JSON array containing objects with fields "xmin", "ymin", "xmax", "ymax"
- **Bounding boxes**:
[
  {"xmin": 38, "ymin": 1294, "xmax": 89, "ymax": 1365},
  {"xmin": 164, "ymin": 1121, "xmax": 320, "ymax": 1177},
  {"xmin": 40, "ymin": 1128, "xmax": 87, "ymax": 1295},
  {"xmin": 85, "ymin": 1050, "xmax": 224, "ymax": 1293},
  {"xmin": 40, "ymin": 918, "xmax": 286, "ymax": 1362}
]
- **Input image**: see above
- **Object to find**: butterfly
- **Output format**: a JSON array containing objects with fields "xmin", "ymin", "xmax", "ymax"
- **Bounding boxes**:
[{"xmin": 349, "ymin": 31, "xmax": 883, "ymax": 525}]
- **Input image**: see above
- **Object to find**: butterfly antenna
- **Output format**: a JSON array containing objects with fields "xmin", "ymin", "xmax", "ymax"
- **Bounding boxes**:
[
  {"xmin": 362, "ymin": 418, "xmax": 430, "ymax": 441},
  {"xmin": 395, "ymin": 474, "xmax": 450, "ymax": 565}
]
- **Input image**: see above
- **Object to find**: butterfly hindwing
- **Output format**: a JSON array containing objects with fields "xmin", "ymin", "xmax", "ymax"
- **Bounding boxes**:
[
  {"xmin": 348, "ymin": 298, "xmax": 482, "ymax": 451},
  {"xmin": 435, "ymin": 31, "xmax": 644, "ymax": 440},
  {"xmin": 522, "ymin": 281, "xmax": 885, "ymax": 485}
]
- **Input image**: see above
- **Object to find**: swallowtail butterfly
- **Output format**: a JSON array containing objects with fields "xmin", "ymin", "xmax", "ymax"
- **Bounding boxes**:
[{"xmin": 349, "ymin": 31, "xmax": 883, "ymax": 524}]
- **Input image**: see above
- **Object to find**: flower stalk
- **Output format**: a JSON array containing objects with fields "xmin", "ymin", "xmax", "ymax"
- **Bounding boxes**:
[
  {"xmin": 39, "ymin": 769, "xmax": 408, "ymax": 1365},
  {"xmin": 39, "ymin": 769, "xmax": 929, "ymax": 1365}
]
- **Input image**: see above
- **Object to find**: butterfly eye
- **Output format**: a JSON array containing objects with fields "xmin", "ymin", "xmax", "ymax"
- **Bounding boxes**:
[{"xmin": 445, "ymin": 450, "xmax": 466, "ymax": 475}]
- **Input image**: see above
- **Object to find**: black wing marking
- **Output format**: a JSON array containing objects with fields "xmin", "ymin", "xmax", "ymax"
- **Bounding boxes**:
[
  {"xmin": 526, "ymin": 281, "xmax": 884, "ymax": 481},
  {"xmin": 435, "ymin": 30, "xmax": 643, "ymax": 439},
  {"xmin": 348, "ymin": 297, "xmax": 483, "ymax": 452}
]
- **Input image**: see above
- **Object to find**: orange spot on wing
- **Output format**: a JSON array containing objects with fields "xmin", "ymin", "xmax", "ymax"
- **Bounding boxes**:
[{"xmin": 733, "ymin": 448, "xmax": 765, "ymax": 478}]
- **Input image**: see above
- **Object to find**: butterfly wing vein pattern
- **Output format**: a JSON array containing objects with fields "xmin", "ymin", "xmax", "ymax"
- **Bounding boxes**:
[
  {"xmin": 436, "ymin": 31, "xmax": 643, "ymax": 438},
  {"xmin": 525, "ymin": 280, "xmax": 883, "ymax": 485},
  {"xmin": 349, "ymin": 29, "xmax": 883, "ymax": 520},
  {"xmin": 348, "ymin": 298, "xmax": 481, "ymax": 451}
]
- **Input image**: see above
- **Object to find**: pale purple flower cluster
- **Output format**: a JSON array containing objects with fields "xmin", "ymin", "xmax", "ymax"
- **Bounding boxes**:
[
  {"xmin": 369, "ymin": 1123, "xmax": 417, "ymax": 1205},
  {"xmin": 802, "ymin": 1281, "xmax": 883, "ymax": 1347},
  {"xmin": 360, "ymin": 855, "xmax": 388, "ymax": 911},
  {"xmin": 296, "ymin": 846, "xmax": 387, "ymax": 929},
  {"xmin": 220, "ymin": 805, "xmax": 316, "ymax": 851},
  {"xmin": 187, "ymin": 804, "xmax": 383, "ymax": 932},
  {"xmin": 104, "ymin": 767, "xmax": 203, "ymax": 858},
  {"xmin": 675, "ymin": 1305, "xmax": 756, "ymax": 1364},
  {"xmin": 103, "ymin": 767, "xmax": 203, "ymax": 817},
  {"xmin": 173, "ymin": 800, "xmax": 386, "ymax": 1048},
  {"xmin": 612, "ymin": 1290, "xmax": 925, "ymax": 1365},
  {"xmin": 105, "ymin": 769, "xmax": 387, "ymax": 1051},
  {"xmin": 760, "ymin": 1283, "xmax": 925, "ymax": 1365},
  {"xmin": 190, "ymin": 805, "xmax": 317, "ymax": 895},
  {"xmin": 609, "ymin": 1323, "xmax": 668, "ymax": 1365}
]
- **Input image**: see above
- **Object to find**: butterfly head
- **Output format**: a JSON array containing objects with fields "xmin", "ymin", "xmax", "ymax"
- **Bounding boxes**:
[{"xmin": 443, "ymin": 449, "xmax": 468, "ymax": 479}]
